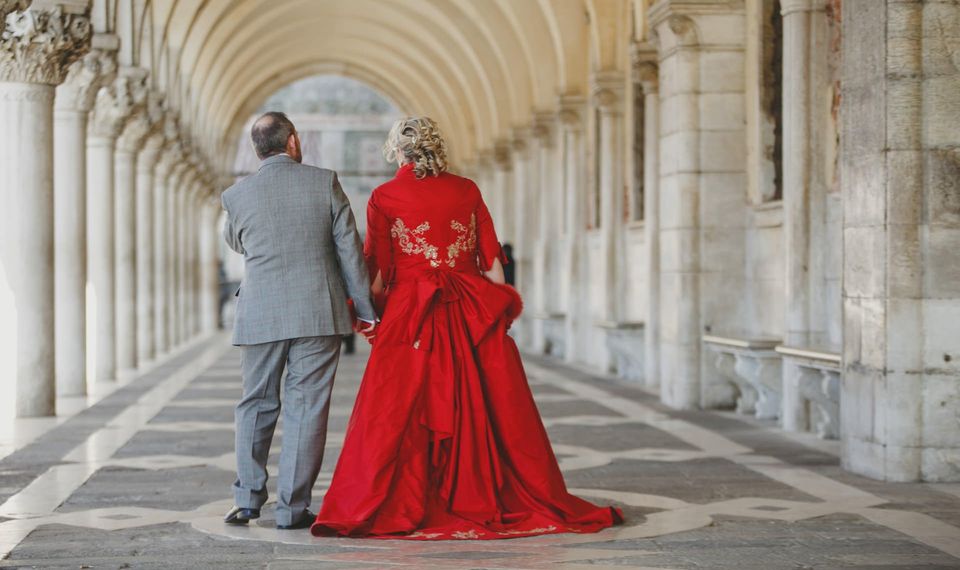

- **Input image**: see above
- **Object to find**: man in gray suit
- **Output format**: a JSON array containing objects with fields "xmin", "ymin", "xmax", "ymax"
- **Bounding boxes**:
[{"xmin": 221, "ymin": 112, "xmax": 377, "ymax": 530}]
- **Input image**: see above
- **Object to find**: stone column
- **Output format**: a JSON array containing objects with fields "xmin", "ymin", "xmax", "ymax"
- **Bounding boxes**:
[
  {"xmin": 780, "ymin": 0, "xmax": 831, "ymax": 431},
  {"xmin": 557, "ymin": 95, "xmax": 586, "ymax": 364},
  {"xmin": 53, "ymin": 43, "xmax": 115, "ymax": 397},
  {"xmin": 510, "ymin": 131, "xmax": 532, "ymax": 344},
  {"xmin": 635, "ymin": 53, "xmax": 661, "ymax": 390},
  {"xmin": 0, "ymin": 3, "xmax": 91, "ymax": 417},
  {"xmin": 136, "ymin": 129, "xmax": 162, "ymax": 363},
  {"xmin": 491, "ymin": 141, "xmax": 513, "ymax": 245},
  {"xmin": 113, "ymin": 72, "xmax": 149, "ymax": 375},
  {"xmin": 530, "ymin": 114, "xmax": 553, "ymax": 353},
  {"xmin": 166, "ymin": 164, "xmax": 184, "ymax": 347},
  {"xmin": 86, "ymin": 73, "xmax": 137, "ymax": 384},
  {"xmin": 199, "ymin": 196, "xmax": 220, "ymax": 334},
  {"xmin": 152, "ymin": 143, "xmax": 175, "ymax": 355},
  {"xmin": 592, "ymin": 72, "xmax": 627, "ymax": 361},
  {"xmin": 841, "ymin": 0, "xmax": 960, "ymax": 481},
  {"xmin": 649, "ymin": 3, "xmax": 748, "ymax": 409}
]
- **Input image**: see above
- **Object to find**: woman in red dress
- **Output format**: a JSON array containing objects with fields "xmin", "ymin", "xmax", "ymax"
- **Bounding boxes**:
[{"xmin": 311, "ymin": 117, "xmax": 621, "ymax": 540}]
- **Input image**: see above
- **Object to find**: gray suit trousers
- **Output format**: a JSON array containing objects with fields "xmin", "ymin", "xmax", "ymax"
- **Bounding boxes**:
[{"xmin": 232, "ymin": 336, "xmax": 341, "ymax": 526}]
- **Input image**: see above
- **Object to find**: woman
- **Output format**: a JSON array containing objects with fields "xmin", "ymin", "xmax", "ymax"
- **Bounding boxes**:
[{"xmin": 311, "ymin": 117, "xmax": 621, "ymax": 540}]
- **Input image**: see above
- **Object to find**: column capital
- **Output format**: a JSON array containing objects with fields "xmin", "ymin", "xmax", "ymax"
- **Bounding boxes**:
[
  {"xmin": 780, "ymin": 0, "xmax": 827, "ymax": 17},
  {"xmin": 557, "ymin": 93, "xmax": 586, "ymax": 132},
  {"xmin": 88, "ymin": 68, "xmax": 147, "ymax": 140},
  {"xmin": 0, "ymin": 2, "xmax": 91, "ymax": 85},
  {"xmin": 510, "ymin": 126, "xmax": 531, "ymax": 155},
  {"xmin": 118, "ymin": 86, "xmax": 163, "ymax": 153},
  {"xmin": 531, "ymin": 111, "xmax": 554, "ymax": 145},
  {"xmin": 591, "ymin": 71, "xmax": 625, "ymax": 114},
  {"xmin": 631, "ymin": 41, "xmax": 659, "ymax": 94},
  {"xmin": 492, "ymin": 139, "xmax": 512, "ymax": 171},
  {"xmin": 0, "ymin": 1, "xmax": 31, "ymax": 21},
  {"xmin": 54, "ymin": 34, "xmax": 117, "ymax": 112}
]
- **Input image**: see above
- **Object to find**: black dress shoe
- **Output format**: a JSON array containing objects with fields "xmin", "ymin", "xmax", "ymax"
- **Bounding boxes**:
[
  {"xmin": 277, "ymin": 510, "xmax": 316, "ymax": 530},
  {"xmin": 224, "ymin": 506, "xmax": 261, "ymax": 525}
]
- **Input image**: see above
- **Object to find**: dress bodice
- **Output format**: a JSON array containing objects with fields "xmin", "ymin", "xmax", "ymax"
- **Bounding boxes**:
[{"xmin": 364, "ymin": 164, "xmax": 504, "ymax": 285}]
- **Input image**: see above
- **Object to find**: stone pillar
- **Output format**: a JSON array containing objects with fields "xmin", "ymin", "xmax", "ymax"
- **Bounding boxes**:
[
  {"xmin": 86, "ymin": 73, "xmax": 137, "ymax": 384},
  {"xmin": 530, "ymin": 114, "xmax": 553, "ymax": 353},
  {"xmin": 199, "ymin": 196, "xmax": 220, "ymax": 333},
  {"xmin": 650, "ymin": 2, "xmax": 748, "ymax": 409},
  {"xmin": 0, "ymin": 3, "xmax": 91, "ymax": 417},
  {"xmin": 152, "ymin": 144, "xmax": 175, "ymax": 354},
  {"xmin": 510, "ymin": 131, "xmax": 532, "ymax": 345},
  {"xmin": 635, "ymin": 54, "xmax": 661, "ymax": 390},
  {"xmin": 166, "ymin": 164, "xmax": 184, "ymax": 347},
  {"xmin": 113, "ymin": 72, "xmax": 149, "ymax": 375},
  {"xmin": 136, "ymin": 131, "xmax": 162, "ymax": 363},
  {"xmin": 592, "ymin": 72, "xmax": 627, "ymax": 357},
  {"xmin": 557, "ymin": 95, "xmax": 586, "ymax": 364},
  {"xmin": 53, "ymin": 43, "xmax": 115, "ymax": 397},
  {"xmin": 491, "ymin": 141, "xmax": 513, "ymax": 246},
  {"xmin": 780, "ymin": 0, "xmax": 831, "ymax": 431},
  {"xmin": 841, "ymin": 0, "xmax": 960, "ymax": 481}
]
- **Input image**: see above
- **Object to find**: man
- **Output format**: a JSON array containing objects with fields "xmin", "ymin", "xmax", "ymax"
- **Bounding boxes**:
[{"xmin": 221, "ymin": 111, "xmax": 377, "ymax": 530}]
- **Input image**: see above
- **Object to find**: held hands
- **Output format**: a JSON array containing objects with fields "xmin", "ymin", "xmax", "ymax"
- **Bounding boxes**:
[{"xmin": 355, "ymin": 319, "xmax": 378, "ymax": 343}]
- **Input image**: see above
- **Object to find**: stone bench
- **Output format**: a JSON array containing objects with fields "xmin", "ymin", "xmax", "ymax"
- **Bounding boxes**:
[
  {"xmin": 533, "ymin": 312, "xmax": 567, "ymax": 359},
  {"xmin": 702, "ymin": 335, "xmax": 782, "ymax": 420},
  {"xmin": 777, "ymin": 345, "xmax": 841, "ymax": 440},
  {"xmin": 600, "ymin": 320, "xmax": 644, "ymax": 382}
]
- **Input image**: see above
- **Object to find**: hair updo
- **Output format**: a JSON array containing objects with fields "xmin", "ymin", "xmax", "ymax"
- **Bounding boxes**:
[{"xmin": 383, "ymin": 116, "xmax": 448, "ymax": 179}]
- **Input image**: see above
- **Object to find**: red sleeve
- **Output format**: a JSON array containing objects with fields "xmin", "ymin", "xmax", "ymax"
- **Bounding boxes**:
[
  {"xmin": 364, "ymin": 191, "xmax": 393, "ymax": 285},
  {"xmin": 475, "ymin": 186, "xmax": 508, "ymax": 272}
]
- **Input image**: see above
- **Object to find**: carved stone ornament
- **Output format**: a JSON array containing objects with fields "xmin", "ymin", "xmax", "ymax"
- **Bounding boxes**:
[
  {"xmin": 89, "ymin": 71, "xmax": 147, "ymax": 140},
  {"xmin": 0, "ymin": 4, "xmax": 91, "ymax": 85},
  {"xmin": 557, "ymin": 94, "xmax": 585, "ymax": 131},
  {"xmin": 55, "ymin": 47, "xmax": 116, "ymax": 112},
  {"xmin": 0, "ymin": 0, "xmax": 31, "ymax": 21}
]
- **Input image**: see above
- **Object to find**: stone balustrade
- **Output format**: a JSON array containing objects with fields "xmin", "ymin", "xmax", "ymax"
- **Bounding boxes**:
[
  {"xmin": 777, "ymin": 345, "xmax": 841, "ymax": 440},
  {"xmin": 703, "ymin": 335, "xmax": 782, "ymax": 420},
  {"xmin": 602, "ymin": 321, "xmax": 644, "ymax": 382}
]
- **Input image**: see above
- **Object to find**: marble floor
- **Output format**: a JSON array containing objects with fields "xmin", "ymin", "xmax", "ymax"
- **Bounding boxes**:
[{"xmin": 1, "ymin": 334, "xmax": 959, "ymax": 569}]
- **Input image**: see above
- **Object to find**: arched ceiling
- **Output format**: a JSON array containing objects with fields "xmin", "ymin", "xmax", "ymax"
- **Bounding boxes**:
[{"xmin": 133, "ymin": 0, "xmax": 629, "ymax": 175}]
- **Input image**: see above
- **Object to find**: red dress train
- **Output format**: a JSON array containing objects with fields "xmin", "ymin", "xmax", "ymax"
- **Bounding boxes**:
[{"xmin": 311, "ymin": 163, "xmax": 621, "ymax": 539}]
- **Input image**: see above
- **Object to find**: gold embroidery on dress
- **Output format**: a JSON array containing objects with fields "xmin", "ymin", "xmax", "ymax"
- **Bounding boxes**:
[
  {"xmin": 446, "ymin": 214, "xmax": 477, "ymax": 268},
  {"xmin": 408, "ymin": 530, "xmax": 444, "ymax": 539},
  {"xmin": 391, "ymin": 219, "xmax": 440, "ymax": 267},
  {"xmin": 495, "ymin": 525, "xmax": 558, "ymax": 536},
  {"xmin": 451, "ymin": 529, "xmax": 482, "ymax": 539},
  {"xmin": 391, "ymin": 214, "xmax": 477, "ymax": 269}
]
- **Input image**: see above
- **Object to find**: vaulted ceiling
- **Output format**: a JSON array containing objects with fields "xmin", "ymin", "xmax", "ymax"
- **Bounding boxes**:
[{"xmin": 98, "ymin": 0, "xmax": 640, "ymax": 173}]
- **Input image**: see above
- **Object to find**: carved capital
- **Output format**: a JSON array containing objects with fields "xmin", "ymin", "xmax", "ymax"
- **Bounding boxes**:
[
  {"xmin": 0, "ymin": 1, "xmax": 31, "ymax": 22},
  {"xmin": 510, "ymin": 126, "xmax": 530, "ymax": 154},
  {"xmin": 557, "ymin": 93, "xmax": 585, "ymax": 131},
  {"xmin": 492, "ymin": 139, "xmax": 512, "ymax": 171},
  {"xmin": 0, "ymin": 3, "xmax": 91, "ymax": 85},
  {"xmin": 55, "ymin": 44, "xmax": 116, "ymax": 112},
  {"xmin": 88, "ymin": 69, "xmax": 147, "ymax": 140},
  {"xmin": 631, "ymin": 41, "xmax": 659, "ymax": 94},
  {"xmin": 117, "ymin": 87, "xmax": 163, "ymax": 152},
  {"xmin": 591, "ymin": 71, "xmax": 625, "ymax": 114},
  {"xmin": 531, "ymin": 111, "xmax": 554, "ymax": 146}
]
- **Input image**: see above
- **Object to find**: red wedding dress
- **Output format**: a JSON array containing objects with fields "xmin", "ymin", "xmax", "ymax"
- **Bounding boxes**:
[{"xmin": 311, "ymin": 163, "xmax": 622, "ymax": 540}]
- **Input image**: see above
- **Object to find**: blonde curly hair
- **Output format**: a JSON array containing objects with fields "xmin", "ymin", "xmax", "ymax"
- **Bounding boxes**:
[{"xmin": 383, "ymin": 116, "xmax": 448, "ymax": 179}]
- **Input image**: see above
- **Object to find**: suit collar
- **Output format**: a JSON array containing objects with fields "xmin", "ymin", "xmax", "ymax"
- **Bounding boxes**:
[{"xmin": 258, "ymin": 153, "xmax": 297, "ymax": 170}]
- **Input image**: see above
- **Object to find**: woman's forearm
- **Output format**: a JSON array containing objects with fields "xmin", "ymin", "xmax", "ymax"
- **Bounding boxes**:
[
  {"xmin": 371, "ymin": 270, "xmax": 384, "ymax": 296},
  {"xmin": 484, "ymin": 258, "xmax": 506, "ymax": 285}
]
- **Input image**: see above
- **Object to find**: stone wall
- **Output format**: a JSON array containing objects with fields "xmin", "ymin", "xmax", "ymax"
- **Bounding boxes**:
[{"xmin": 841, "ymin": 0, "xmax": 960, "ymax": 482}]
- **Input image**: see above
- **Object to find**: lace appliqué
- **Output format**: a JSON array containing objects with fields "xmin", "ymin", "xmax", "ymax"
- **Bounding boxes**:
[
  {"xmin": 391, "ymin": 215, "xmax": 477, "ymax": 268},
  {"xmin": 391, "ymin": 219, "xmax": 440, "ymax": 267},
  {"xmin": 446, "ymin": 214, "xmax": 477, "ymax": 268}
]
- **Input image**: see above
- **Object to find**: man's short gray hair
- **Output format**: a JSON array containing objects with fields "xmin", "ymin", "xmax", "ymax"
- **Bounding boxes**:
[{"xmin": 251, "ymin": 111, "xmax": 295, "ymax": 159}]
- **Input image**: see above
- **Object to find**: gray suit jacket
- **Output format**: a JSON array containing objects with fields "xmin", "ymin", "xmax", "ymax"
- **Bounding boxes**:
[{"xmin": 221, "ymin": 154, "xmax": 376, "ymax": 345}]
